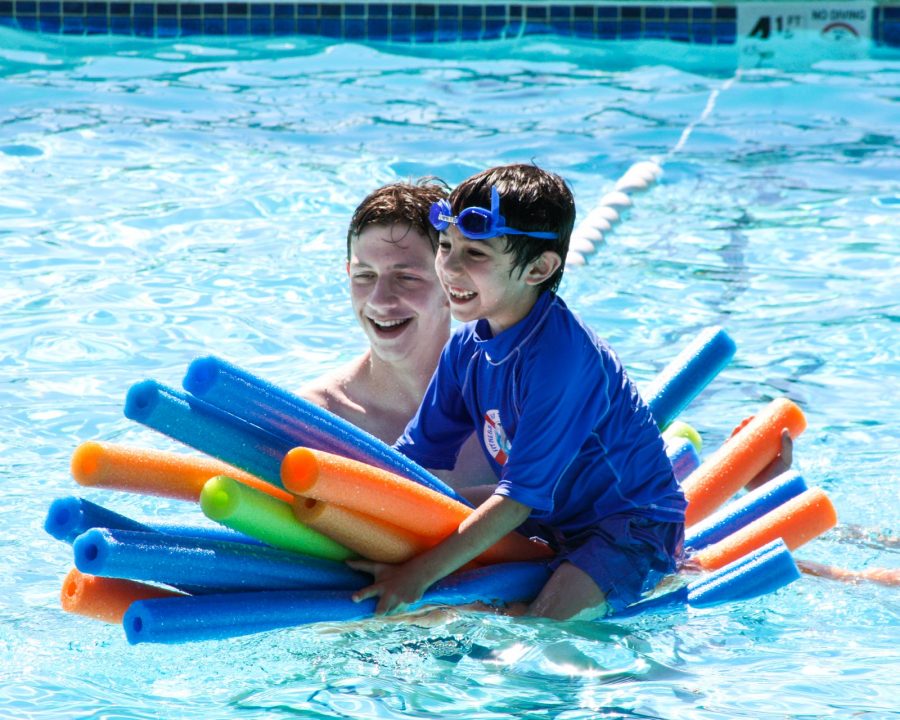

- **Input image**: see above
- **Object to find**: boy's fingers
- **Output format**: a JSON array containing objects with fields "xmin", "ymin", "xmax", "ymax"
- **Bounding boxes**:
[
  {"xmin": 347, "ymin": 559, "xmax": 379, "ymax": 575},
  {"xmin": 352, "ymin": 583, "xmax": 381, "ymax": 603}
]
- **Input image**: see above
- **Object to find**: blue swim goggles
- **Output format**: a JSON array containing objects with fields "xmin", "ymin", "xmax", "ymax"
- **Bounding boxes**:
[{"xmin": 429, "ymin": 186, "xmax": 558, "ymax": 241}]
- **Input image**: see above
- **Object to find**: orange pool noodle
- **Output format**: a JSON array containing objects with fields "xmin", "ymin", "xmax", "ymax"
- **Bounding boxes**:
[
  {"xmin": 282, "ymin": 447, "xmax": 470, "ymax": 538},
  {"xmin": 60, "ymin": 567, "xmax": 182, "ymax": 624},
  {"xmin": 283, "ymin": 447, "xmax": 553, "ymax": 563},
  {"xmin": 693, "ymin": 488, "xmax": 837, "ymax": 571},
  {"xmin": 682, "ymin": 398, "xmax": 807, "ymax": 526},
  {"xmin": 293, "ymin": 498, "xmax": 430, "ymax": 563},
  {"xmin": 72, "ymin": 441, "xmax": 292, "ymax": 504}
]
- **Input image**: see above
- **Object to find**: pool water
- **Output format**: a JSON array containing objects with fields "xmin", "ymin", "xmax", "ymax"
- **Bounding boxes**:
[{"xmin": 2, "ymin": 27, "xmax": 898, "ymax": 720}]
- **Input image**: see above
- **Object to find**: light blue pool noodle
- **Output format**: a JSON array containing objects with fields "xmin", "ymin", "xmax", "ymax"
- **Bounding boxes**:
[
  {"xmin": 181, "ymin": 355, "xmax": 468, "ymax": 505},
  {"xmin": 123, "ymin": 562, "xmax": 552, "ymax": 644},
  {"xmin": 684, "ymin": 471, "xmax": 808, "ymax": 551},
  {"xmin": 45, "ymin": 496, "xmax": 153, "ymax": 543},
  {"xmin": 72, "ymin": 527, "xmax": 370, "ymax": 593},
  {"xmin": 644, "ymin": 326, "xmax": 737, "ymax": 430},
  {"xmin": 687, "ymin": 538, "xmax": 800, "ymax": 607},
  {"xmin": 44, "ymin": 496, "xmax": 263, "ymax": 547},
  {"xmin": 614, "ymin": 538, "xmax": 799, "ymax": 618},
  {"xmin": 664, "ymin": 436, "xmax": 701, "ymax": 482},
  {"xmin": 124, "ymin": 379, "xmax": 291, "ymax": 486}
]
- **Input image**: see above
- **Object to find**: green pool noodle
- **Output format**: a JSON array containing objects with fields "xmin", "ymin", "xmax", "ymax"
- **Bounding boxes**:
[
  {"xmin": 662, "ymin": 420, "xmax": 702, "ymax": 453},
  {"xmin": 200, "ymin": 476, "xmax": 355, "ymax": 562}
]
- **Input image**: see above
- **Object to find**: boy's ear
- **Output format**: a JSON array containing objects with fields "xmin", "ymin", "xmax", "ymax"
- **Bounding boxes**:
[{"xmin": 524, "ymin": 251, "xmax": 562, "ymax": 286}]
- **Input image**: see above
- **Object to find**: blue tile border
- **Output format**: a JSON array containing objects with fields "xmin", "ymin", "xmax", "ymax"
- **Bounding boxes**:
[{"xmin": 0, "ymin": 1, "xmax": 897, "ymax": 47}]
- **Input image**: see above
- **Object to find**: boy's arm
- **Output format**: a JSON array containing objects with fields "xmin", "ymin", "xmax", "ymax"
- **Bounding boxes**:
[{"xmin": 350, "ymin": 494, "xmax": 532, "ymax": 615}]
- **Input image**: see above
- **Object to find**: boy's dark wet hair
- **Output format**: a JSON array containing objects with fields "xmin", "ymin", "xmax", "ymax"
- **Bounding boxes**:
[
  {"xmin": 346, "ymin": 178, "xmax": 449, "ymax": 260},
  {"xmin": 448, "ymin": 164, "xmax": 575, "ymax": 294}
]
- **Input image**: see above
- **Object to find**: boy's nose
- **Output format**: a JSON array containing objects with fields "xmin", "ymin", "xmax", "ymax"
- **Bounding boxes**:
[{"xmin": 367, "ymin": 277, "xmax": 398, "ymax": 308}]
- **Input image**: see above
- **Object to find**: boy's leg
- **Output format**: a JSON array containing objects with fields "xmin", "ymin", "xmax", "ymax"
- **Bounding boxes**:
[{"xmin": 526, "ymin": 561, "xmax": 609, "ymax": 621}]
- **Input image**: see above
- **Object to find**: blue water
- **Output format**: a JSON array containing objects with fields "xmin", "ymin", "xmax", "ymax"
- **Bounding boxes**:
[{"xmin": 2, "ymin": 28, "xmax": 899, "ymax": 719}]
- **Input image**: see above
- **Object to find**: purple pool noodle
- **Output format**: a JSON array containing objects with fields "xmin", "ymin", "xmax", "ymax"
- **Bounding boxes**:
[
  {"xmin": 644, "ymin": 326, "xmax": 737, "ymax": 430},
  {"xmin": 45, "ymin": 496, "xmax": 263, "ymax": 547},
  {"xmin": 684, "ymin": 471, "xmax": 808, "ymax": 551},
  {"xmin": 124, "ymin": 562, "xmax": 552, "ymax": 644},
  {"xmin": 182, "ymin": 356, "xmax": 468, "ymax": 505},
  {"xmin": 124, "ymin": 379, "xmax": 290, "ymax": 486},
  {"xmin": 665, "ymin": 437, "xmax": 701, "ymax": 482},
  {"xmin": 73, "ymin": 528, "xmax": 369, "ymax": 593}
]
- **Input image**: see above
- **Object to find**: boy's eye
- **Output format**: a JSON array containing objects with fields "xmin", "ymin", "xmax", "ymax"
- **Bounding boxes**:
[
  {"xmin": 438, "ymin": 241, "xmax": 451, "ymax": 252},
  {"xmin": 351, "ymin": 272, "xmax": 376, "ymax": 282}
]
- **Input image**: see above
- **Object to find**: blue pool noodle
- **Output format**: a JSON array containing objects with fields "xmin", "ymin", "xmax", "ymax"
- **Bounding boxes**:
[
  {"xmin": 644, "ymin": 326, "xmax": 737, "ymax": 430},
  {"xmin": 124, "ymin": 562, "xmax": 552, "ymax": 644},
  {"xmin": 665, "ymin": 437, "xmax": 701, "ymax": 482},
  {"xmin": 614, "ymin": 538, "xmax": 799, "ymax": 618},
  {"xmin": 182, "ymin": 355, "xmax": 467, "ymax": 505},
  {"xmin": 45, "ymin": 496, "xmax": 262, "ymax": 547},
  {"xmin": 124, "ymin": 379, "xmax": 291, "ymax": 486},
  {"xmin": 73, "ymin": 528, "xmax": 369, "ymax": 593},
  {"xmin": 684, "ymin": 471, "xmax": 808, "ymax": 551}
]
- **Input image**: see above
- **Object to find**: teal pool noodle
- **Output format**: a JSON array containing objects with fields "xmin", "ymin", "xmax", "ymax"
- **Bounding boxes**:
[
  {"xmin": 124, "ymin": 379, "xmax": 290, "ymax": 486},
  {"xmin": 44, "ymin": 496, "xmax": 263, "ymax": 546},
  {"xmin": 182, "ymin": 356, "xmax": 468, "ymax": 505},
  {"xmin": 664, "ymin": 437, "xmax": 701, "ymax": 482},
  {"xmin": 123, "ymin": 562, "xmax": 552, "ymax": 644},
  {"xmin": 614, "ymin": 538, "xmax": 799, "ymax": 618},
  {"xmin": 73, "ymin": 528, "xmax": 369, "ymax": 593},
  {"xmin": 684, "ymin": 471, "xmax": 808, "ymax": 551},
  {"xmin": 643, "ymin": 326, "xmax": 737, "ymax": 430}
]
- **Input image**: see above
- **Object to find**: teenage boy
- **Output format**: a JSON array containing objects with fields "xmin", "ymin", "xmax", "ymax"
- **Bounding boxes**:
[
  {"xmin": 300, "ymin": 180, "xmax": 490, "ymax": 488},
  {"xmin": 351, "ymin": 164, "xmax": 687, "ymax": 620}
]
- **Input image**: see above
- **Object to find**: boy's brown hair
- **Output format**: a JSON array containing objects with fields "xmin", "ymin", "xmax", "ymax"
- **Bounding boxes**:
[
  {"xmin": 449, "ymin": 164, "xmax": 575, "ymax": 294},
  {"xmin": 346, "ymin": 178, "xmax": 448, "ymax": 260}
]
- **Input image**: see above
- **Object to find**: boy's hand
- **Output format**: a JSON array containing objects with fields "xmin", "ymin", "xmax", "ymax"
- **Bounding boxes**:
[
  {"xmin": 730, "ymin": 416, "xmax": 794, "ymax": 491},
  {"xmin": 348, "ymin": 556, "xmax": 434, "ymax": 615}
]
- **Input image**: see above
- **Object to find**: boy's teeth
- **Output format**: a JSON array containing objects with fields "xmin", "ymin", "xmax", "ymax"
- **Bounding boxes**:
[
  {"xmin": 450, "ymin": 288, "xmax": 476, "ymax": 299},
  {"xmin": 372, "ymin": 318, "xmax": 408, "ymax": 328}
]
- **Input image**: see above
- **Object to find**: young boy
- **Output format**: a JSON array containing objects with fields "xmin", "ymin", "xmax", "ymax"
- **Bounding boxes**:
[
  {"xmin": 300, "ymin": 179, "xmax": 491, "ymax": 489},
  {"xmin": 351, "ymin": 164, "xmax": 687, "ymax": 621}
]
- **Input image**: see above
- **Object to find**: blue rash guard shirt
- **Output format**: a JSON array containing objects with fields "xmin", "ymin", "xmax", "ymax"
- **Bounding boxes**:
[{"xmin": 394, "ymin": 291, "xmax": 686, "ymax": 536}]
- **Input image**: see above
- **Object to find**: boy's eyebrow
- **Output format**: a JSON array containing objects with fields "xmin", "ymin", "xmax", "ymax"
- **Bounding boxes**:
[{"xmin": 349, "ymin": 260, "xmax": 430, "ymax": 270}]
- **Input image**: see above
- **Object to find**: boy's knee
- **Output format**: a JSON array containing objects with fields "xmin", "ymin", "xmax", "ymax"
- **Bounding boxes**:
[{"xmin": 526, "ymin": 562, "xmax": 609, "ymax": 621}]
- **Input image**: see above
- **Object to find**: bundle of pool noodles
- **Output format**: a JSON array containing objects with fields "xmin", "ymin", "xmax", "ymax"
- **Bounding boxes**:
[{"xmin": 45, "ymin": 325, "xmax": 835, "ymax": 642}]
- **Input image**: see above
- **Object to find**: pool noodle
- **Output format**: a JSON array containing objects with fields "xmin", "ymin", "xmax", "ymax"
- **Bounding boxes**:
[
  {"xmin": 199, "ymin": 475, "xmax": 355, "ymax": 561},
  {"xmin": 73, "ymin": 527, "xmax": 370, "ymax": 593},
  {"xmin": 124, "ymin": 379, "xmax": 291, "ymax": 486},
  {"xmin": 662, "ymin": 420, "xmax": 702, "ymax": 452},
  {"xmin": 693, "ymin": 487, "xmax": 838, "ymax": 571},
  {"xmin": 44, "ymin": 495, "xmax": 263, "ymax": 547},
  {"xmin": 643, "ymin": 326, "xmax": 737, "ymax": 430},
  {"xmin": 60, "ymin": 567, "xmax": 183, "ymax": 624},
  {"xmin": 292, "ymin": 497, "xmax": 430, "ymax": 563},
  {"xmin": 684, "ymin": 471, "xmax": 808, "ymax": 551},
  {"xmin": 282, "ymin": 447, "xmax": 554, "ymax": 562},
  {"xmin": 182, "ymin": 355, "xmax": 466, "ymax": 504},
  {"xmin": 665, "ymin": 436, "xmax": 701, "ymax": 482},
  {"xmin": 124, "ymin": 562, "xmax": 553, "ymax": 644},
  {"xmin": 71, "ymin": 440, "xmax": 291, "ymax": 503},
  {"xmin": 614, "ymin": 538, "xmax": 800, "ymax": 618},
  {"xmin": 681, "ymin": 397, "xmax": 807, "ymax": 526}
]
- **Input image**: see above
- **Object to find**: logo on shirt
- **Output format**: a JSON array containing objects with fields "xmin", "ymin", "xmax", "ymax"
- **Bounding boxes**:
[{"xmin": 483, "ymin": 409, "xmax": 511, "ymax": 465}]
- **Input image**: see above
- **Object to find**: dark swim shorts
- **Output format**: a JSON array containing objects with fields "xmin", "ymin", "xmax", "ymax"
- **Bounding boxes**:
[{"xmin": 536, "ymin": 512, "xmax": 684, "ymax": 614}]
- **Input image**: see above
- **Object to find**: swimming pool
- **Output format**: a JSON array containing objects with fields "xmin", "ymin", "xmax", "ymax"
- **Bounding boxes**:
[{"xmin": 2, "ymin": 23, "xmax": 898, "ymax": 720}]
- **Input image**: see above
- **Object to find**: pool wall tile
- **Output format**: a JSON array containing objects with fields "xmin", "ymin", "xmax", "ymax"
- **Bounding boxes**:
[{"xmin": 0, "ymin": 0, "xmax": 897, "ymax": 49}]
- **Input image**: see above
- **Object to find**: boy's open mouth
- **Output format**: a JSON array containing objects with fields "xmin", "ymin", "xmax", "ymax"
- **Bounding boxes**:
[
  {"xmin": 447, "ymin": 287, "xmax": 477, "ymax": 303},
  {"xmin": 368, "ymin": 317, "xmax": 413, "ymax": 336}
]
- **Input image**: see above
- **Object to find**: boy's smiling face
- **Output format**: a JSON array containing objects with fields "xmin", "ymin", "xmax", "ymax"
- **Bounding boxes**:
[
  {"xmin": 348, "ymin": 223, "xmax": 450, "ymax": 364},
  {"xmin": 435, "ymin": 226, "xmax": 559, "ymax": 336}
]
